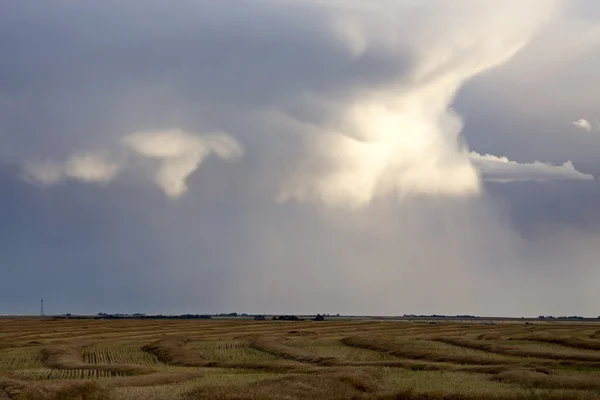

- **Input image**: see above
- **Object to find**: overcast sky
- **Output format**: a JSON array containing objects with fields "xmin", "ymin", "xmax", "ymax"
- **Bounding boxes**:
[{"xmin": 1, "ymin": 0, "xmax": 600, "ymax": 317}]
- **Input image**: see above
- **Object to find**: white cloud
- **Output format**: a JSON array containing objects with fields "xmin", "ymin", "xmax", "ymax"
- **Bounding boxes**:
[
  {"xmin": 64, "ymin": 153, "xmax": 119, "ymax": 183},
  {"xmin": 278, "ymin": 0, "xmax": 559, "ymax": 209},
  {"xmin": 572, "ymin": 118, "xmax": 592, "ymax": 132},
  {"xmin": 23, "ymin": 153, "xmax": 119, "ymax": 186},
  {"xmin": 471, "ymin": 152, "xmax": 594, "ymax": 183},
  {"xmin": 21, "ymin": 130, "xmax": 243, "ymax": 198},
  {"xmin": 122, "ymin": 129, "xmax": 243, "ymax": 198},
  {"xmin": 15, "ymin": 1, "xmax": 593, "ymax": 208}
]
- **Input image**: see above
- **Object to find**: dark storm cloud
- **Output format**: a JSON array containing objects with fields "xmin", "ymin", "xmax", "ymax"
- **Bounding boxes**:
[{"xmin": 0, "ymin": 0, "xmax": 406, "ymax": 161}]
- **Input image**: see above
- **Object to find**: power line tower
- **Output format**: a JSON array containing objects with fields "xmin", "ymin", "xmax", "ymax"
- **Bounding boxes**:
[{"xmin": 40, "ymin": 299, "xmax": 44, "ymax": 317}]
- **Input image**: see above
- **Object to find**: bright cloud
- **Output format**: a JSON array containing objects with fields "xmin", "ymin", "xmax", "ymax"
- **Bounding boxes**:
[
  {"xmin": 572, "ymin": 118, "xmax": 592, "ymax": 132},
  {"xmin": 22, "ymin": 130, "xmax": 243, "ymax": 198},
  {"xmin": 23, "ymin": 153, "xmax": 119, "ymax": 186},
  {"xmin": 471, "ymin": 152, "xmax": 594, "ymax": 183},
  {"xmin": 278, "ymin": 0, "xmax": 560, "ymax": 209},
  {"xmin": 122, "ymin": 129, "xmax": 243, "ymax": 198},
  {"xmin": 64, "ymin": 153, "xmax": 120, "ymax": 183}
]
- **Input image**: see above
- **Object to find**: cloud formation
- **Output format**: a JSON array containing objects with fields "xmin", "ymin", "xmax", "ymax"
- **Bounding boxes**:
[
  {"xmin": 471, "ymin": 152, "xmax": 594, "ymax": 183},
  {"xmin": 64, "ymin": 153, "xmax": 120, "ymax": 183},
  {"xmin": 122, "ymin": 130, "xmax": 243, "ymax": 198},
  {"xmin": 8, "ymin": 0, "xmax": 587, "ymax": 205},
  {"xmin": 277, "ymin": 0, "xmax": 561, "ymax": 209},
  {"xmin": 573, "ymin": 118, "xmax": 593, "ymax": 132},
  {"xmin": 2, "ymin": 0, "xmax": 600, "ymax": 317},
  {"xmin": 23, "ymin": 153, "xmax": 119, "ymax": 186},
  {"xmin": 22, "ymin": 130, "xmax": 243, "ymax": 198}
]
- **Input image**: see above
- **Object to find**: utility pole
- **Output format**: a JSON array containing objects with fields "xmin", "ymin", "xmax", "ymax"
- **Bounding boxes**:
[{"xmin": 40, "ymin": 299, "xmax": 44, "ymax": 317}]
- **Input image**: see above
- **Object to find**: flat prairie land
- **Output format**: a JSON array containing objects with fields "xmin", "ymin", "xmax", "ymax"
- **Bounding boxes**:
[{"xmin": 2, "ymin": 319, "xmax": 600, "ymax": 399}]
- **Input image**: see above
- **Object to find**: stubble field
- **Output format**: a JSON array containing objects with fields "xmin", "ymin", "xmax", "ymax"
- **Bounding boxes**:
[{"xmin": 2, "ymin": 318, "xmax": 600, "ymax": 399}]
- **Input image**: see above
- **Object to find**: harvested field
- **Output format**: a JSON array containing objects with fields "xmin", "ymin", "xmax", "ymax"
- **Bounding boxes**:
[
  {"xmin": 12, "ymin": 368, "xmax": 125, "ymax": 380},
  {"xmin": 0, "ymin": 347, "xmax": 44, "ymax": 370},
  {"xmin": 186, "ymin": 341, "xmax": 276, "ymax": 363},
  {"xmin": 286, "ymin": 338, "xmax": 398, "ymax": 362},
  {"xmin": 83, "ymin": 343, "xmax": 165, "ymax": 366},
  {"xmin": 2, "ymin": 319, "xmax": 600, "ymax": 399}
]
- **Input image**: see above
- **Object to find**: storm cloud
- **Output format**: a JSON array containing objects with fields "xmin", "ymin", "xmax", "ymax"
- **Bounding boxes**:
[{"xmin": 1, "ymin": 0, "xmax": 599, "ymax": 316}]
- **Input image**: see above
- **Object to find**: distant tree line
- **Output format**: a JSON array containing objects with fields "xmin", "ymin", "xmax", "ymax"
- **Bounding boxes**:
[
  {"xmin": 95, "ymin": 313, "xmax": 213, "ymax": 320},
  {"xmin": 270, "ymin": 315, "xmax": 326, "ymax": 321},
  {"xmin": 51, "ymin": 313, "xmax": 214, "ymax": 320},
  {"xmin": 51, "ymin": 312, "xmax": 330, "ymax": 321},
  {"xmin": 218, "ymin": 313, "xmax": 250, "ymax": 317},
  {"xmin": 404, "ymin": 314, "xmax": 479, "ymax": 319}
]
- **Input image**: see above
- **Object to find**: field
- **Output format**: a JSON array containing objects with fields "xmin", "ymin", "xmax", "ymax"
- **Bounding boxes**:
[{"xmin": 2, "ymin": 319, "xmax": 600, "ymax": 399}]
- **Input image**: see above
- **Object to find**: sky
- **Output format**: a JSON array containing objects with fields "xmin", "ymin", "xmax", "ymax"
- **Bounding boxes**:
[{"xmin": 1, "ymin": 0, "xmax": 600, "ymax": 317}]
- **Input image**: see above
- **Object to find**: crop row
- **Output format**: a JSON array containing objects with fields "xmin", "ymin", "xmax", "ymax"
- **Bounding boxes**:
[
  {"xmin": 0, "ymin": 347, "xmax": 44, "ymax": 370},
  {"xmin": 188, "ymin": 340, "xmax": 276, "ymax": 362},
  {"xmin": 285, "ymin": 338, "xmax": 397, "ymax": 362},
  {"xmin": 82, "ymin": 345, "xmax": 163, "ymax": 366},
  {"xmin": 13, "ymin": 368, "xmax": 125, "ymax": 380}
]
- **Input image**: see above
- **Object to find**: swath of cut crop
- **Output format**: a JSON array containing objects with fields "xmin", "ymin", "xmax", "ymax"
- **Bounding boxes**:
[
  {"xmin": 250, "ymin": 337, "xmax": 343, "ymax": 366},
  {"xmin": 341, "ymin": 336, "xmax": 521, "ymax": 366},
  {"xmin": 12, "ymin": 368, "xmax": 125, "ymax": 380},
  {"xmin": 83, "ymin": 344, "xmax": 164, "ymax": 366},
  {"xmin": 187, "ymin": 340, "xmax": 277, "ymax": 362},
  {"xmin": 286, "ymin": 338, "xmax": 398, "ymax": 362},
  {"xmin": 377, "ymin": 388, "xmax": 597, "ymax": 400},
  {"xmin": 249, "ymin": 337, "xmax": 509, "ymax": 371},
  {"xmin": 492, "ymin": 370, "xmax": 600, "ymax": 391},
  {"xmin": 99, "ymin": 369, "xmax": 205, "ymax": 388},
  {"xmin": 434, "ymin": 337, "xmax": 600, "ymax": 363},
  {"xmin": 0, "ymin": 347, "xmax": 44, "ymax": 370},
  {"xmin": 183, "ymin": 368, "xmax": 595, "ymax": 400},
  {"xmin": 493, "ymin": 339, "xmax": 600, "ymax": 359},
  {"xmin": 141, "ymin": 338, "xmax": 207, "ymax": 367},
  {"xmin": 182, "ymin": 369, "xmax": 381, "ymax": 400},
  {"xmin": 520, "ymin": 336, "xmax": 600, "ymax": 352},
  {"xmin": 376, "ymin": 368, "xmax": 600, "ymax": 400},
  {"xmin": 41, "ymin": 346, "xmax": 154, "ymax": 376},
  {"xmin": 142, "ymin": 337, "xmax": 315, "ymax": 373}
]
